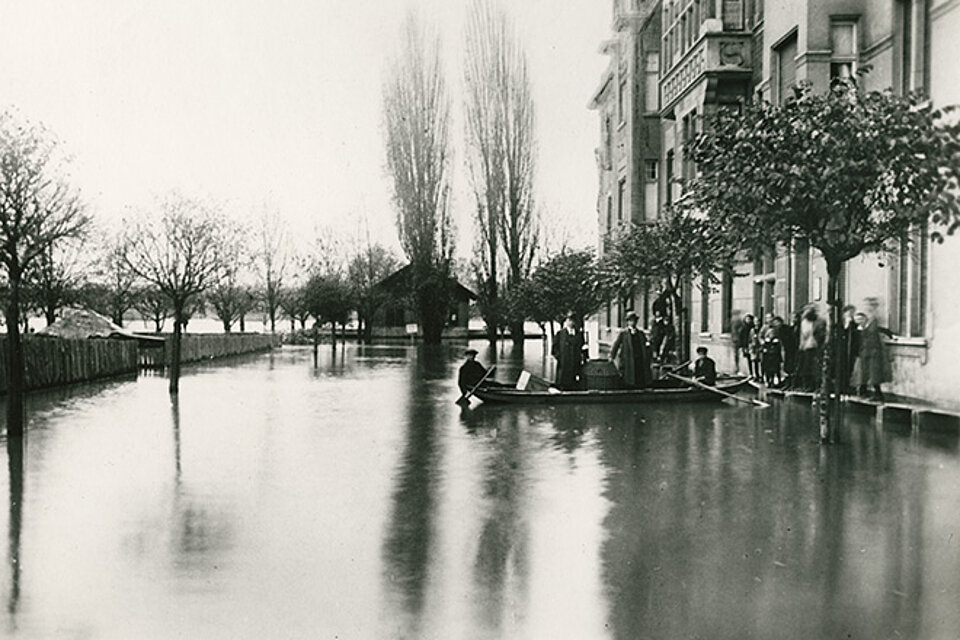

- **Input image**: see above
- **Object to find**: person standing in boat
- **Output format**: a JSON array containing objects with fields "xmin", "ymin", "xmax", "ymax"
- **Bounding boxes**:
[
  {"xmin": 609, "ymin": 311, "xmax": 652, "ymax": 388},
  {"xmin": 692, "ymin": 346, "xmax": 717, "ymax": 386},
  {"xmin": 552, "ymin": 314, "xmax": 587, "ymax": 390}
]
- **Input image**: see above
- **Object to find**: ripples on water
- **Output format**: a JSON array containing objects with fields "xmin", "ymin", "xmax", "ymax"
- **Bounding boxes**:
[{"xmin": 0, "ymin": 342, "xmax": 957, "ymax": 639}]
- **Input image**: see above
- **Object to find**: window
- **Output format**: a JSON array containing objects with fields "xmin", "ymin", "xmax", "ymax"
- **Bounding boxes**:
[
  {"xmin": 617, "ymin": 179, "xmax": 627, "ymax": 223},
  {"xmin": 665, "ymin": 151, "xmax": 675, "ymax": 206},
  {"xmin": 897, "ymin": 0, "xmax": 929, "ymax": 95},
  {"xmin": 645, "ymin": 160, "xmax": 658, "ymax": 181},
  {"xmin": 830, "ymin": 20, "xmax": 858, "ymax": 85},
  {"xmin": 723, "ymin": 0, "xmax": 744, "ymax": 30},
  {"xmin": 700, "ymin": 275, "xmax": 710, "ymax": 332},
  {"xmin": 618, "ymin": 75, "xmax": 628, "ymax": 122},
  {"xmin": 775, "ymin": 32, "xmax": 798, "ymax": 105},
  {"xmin": 721, "ymin": 268, "xmax": 733, "ymax": 333},
  {"xmin": 606, "ymin": 196, "xmax": 614, "ymax": 234},
  {"xmin": 604, "ymin": 116, "xmax": 613, "ymax": 169},
  {"xmin": 889, "ymin": 224, "xmax": 928, "ymax": 337}
]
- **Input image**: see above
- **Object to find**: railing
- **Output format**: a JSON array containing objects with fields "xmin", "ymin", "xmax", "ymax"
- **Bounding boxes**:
[
  {"xmin": 660, "ymin": 31, "xmax": 752, "ymax": 113},
  {"xmin": 139, "ymin": 333, "xmax": 282, "ymax": 369}
]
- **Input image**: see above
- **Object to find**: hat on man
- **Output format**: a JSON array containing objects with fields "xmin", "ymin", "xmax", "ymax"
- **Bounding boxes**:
[
  {"xmin": 625, "ymin": 311, "xmax": 639, "ymax": 321},
  {"xmin": 464, "ymin": 348, "xmax": 479, "ymax": 356},
  {"xmin": 696, "ymin": 346, "xmax": 708, "ymax": 355}
]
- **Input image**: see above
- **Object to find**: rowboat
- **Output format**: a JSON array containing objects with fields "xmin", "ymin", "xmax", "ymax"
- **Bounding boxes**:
[{"xmin": 472, "ymin": 376, "xmax": 753, "ymax": 405}]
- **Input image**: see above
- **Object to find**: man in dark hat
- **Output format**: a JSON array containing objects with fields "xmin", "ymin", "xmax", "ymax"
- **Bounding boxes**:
[
  {"xmin": 552, "ymin": 314, "xmax": 587, "ymax": 390},
  {"xmin": 609, "ymin": 311, "xmax": 652, "ymax": 388},
  {"xmin": 458, "ymin": 348, "xmax": 489, "ymax": 395}
]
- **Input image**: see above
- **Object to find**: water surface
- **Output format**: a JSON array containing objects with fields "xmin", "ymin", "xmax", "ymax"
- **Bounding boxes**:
[{"xmin": 1, "ymin": 342, "xmax": 957, "ymax": 639}]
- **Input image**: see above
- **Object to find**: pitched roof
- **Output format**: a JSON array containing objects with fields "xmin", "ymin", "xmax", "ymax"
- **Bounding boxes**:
[{"xmin": 37, "ymin": 308, "xmax": 165, "ymax": 343}]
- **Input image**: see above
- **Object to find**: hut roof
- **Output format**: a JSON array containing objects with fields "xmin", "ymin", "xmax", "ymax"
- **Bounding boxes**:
[
  {"xmin": 376, "ymin": 264, "xmax": 477, "ymax": 301},
  {"xmin": 37, "ymin": 309, "xmax": 165, "ymax": 344}
]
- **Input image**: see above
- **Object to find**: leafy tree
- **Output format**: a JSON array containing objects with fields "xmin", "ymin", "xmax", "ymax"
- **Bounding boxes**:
[
  {"xmin": 0, "ymin": 111, "xmax": 89, "ymax": 435},
  {"xmin": 603, "ymin": 206, "xmax": 732, "ymax": 362},
  {"xmin": 520, "ymin": 250, "xmax": 607, "ymax": 334},
  {"xmin": 691, "ymin": 81, "xmax": 960, "ymax": 442},
  {"xmin": 303, "ymin": 272, "xmax": 353, "ymax": 344},
  {"xmin": 464, "ymin": 0, "xmax": 538, "ymax": 343},
  {"xmin": 347, "ymin": 240, "xmax": 399, "ymax": 343},
  {"xmin": 382, "ymin": 14, "xmax": 455, "ymax": 344},
  {"xmin": 278, "ymin": 283, "xmax": 310, "ymax": 332},
  {"xmin": 123, "ymin": 194, "xmax": 230, "ymax": 393}
]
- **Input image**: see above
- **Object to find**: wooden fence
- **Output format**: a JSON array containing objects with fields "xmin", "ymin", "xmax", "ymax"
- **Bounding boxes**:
[
  {"xmin": 0, "ymin": 337, "xmax": 139, "ymax": 394},
  {"xmin": 139, "ymin": 333, "xmax": 281, "ymax": 369}
]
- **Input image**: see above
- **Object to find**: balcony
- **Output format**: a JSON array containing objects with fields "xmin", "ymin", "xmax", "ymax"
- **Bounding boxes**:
[{"xmin": 660, "ymin": 30, "xmax": 752, "ymax": 115}]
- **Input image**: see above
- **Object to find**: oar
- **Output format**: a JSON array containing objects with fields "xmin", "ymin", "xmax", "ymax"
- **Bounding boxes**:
[
  {"xmin": 457, "ymin": 365, "xmax": 497, "ymax": 403},
  {"xmin": 666, "ymin": 372, "xmax": 770, "ymax": 408},
  {"xmin": 656, "ymin": 359, "xmax": 691, "ymax": 380}
]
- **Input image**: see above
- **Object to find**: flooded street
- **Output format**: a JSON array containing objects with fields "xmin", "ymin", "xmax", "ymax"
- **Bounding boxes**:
[{"xmin": 1, "ymin": 342, "xmax": 959, "ymax": 639}]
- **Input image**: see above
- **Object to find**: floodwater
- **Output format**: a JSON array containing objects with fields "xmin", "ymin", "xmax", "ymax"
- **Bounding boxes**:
[{"xmin": 0, "ymin": 341, "xmax": 958, "ymax": 639}]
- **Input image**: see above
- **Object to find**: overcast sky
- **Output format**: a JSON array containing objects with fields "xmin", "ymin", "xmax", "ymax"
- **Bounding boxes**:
[{"xmin": 0, "ymin": 0, "xmax": 610, "ymax": 257}]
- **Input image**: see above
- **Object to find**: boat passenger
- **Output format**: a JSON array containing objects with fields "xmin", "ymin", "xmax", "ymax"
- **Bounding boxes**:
[
  {"xmin": 692, "ymin": 346, "xmax": 717, "ymax": 386},
  {"xmin": 552, "ymin": 314, "xmax": 587, "ymax": 390},
  {"xmin": 609, "ymin": 311, "xmax": 652, "ymax": 388}
]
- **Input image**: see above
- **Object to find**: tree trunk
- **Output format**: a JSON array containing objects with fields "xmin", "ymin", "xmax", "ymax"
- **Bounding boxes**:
[
  {"xmin": 269, "ymin": 308, "xmax": 276, "ymax": 333},
  {"xmin": 4, "ymin": 269, "xmax": 26, "ymax": 438},
  {"xmin": 239, "ymin": 314, "xmax": 246, "ymax": 333},
  {"xmin": 170, "ymin": 305, "xmax": 183, "ymax": 394},
  {"xmin": 509, "ymin": 320, "xmax": 525, "ymax": 347},
  {"xmin": 222, "ymin": 318, "xmax": 232, "ymax": 333},
  {"xmin": 819, "ymin": 261, "xmax": 843, "ymax": 444}
]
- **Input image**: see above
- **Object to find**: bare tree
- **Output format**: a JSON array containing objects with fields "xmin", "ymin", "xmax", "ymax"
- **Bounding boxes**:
[
  {"xmin": 94, "ymin": 231, "xmax": 138, "ymax": 326},
  {"xmin": 382, "ymin": 13, "xmax": 455, "ymax": 344},
  {"xmin": 207, "ymin": 220, "xmax": 251, "ymax": 333},
  {"xmin": 23, "ymin": 240, "xmax": 86, "ymax": 326},
  {"xmin": 254, "ymin": 208, "xmax": 289, "ymax": 333},
  {"xmin": 133, "ymin": 285, "xmax": 171, "ymax": 332},
  {"xmin": 0, "ymin": 111, "xmax": 89, "ymax": 436},
  {"xmin": 464, "ymin": 0, "xmax": 538, "ymax": 345},
  {"xmin": 123, "ymin": 194, "xmax": 229, "ymax": 393}
]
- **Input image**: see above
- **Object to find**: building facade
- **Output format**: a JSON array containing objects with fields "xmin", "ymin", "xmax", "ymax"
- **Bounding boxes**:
[
  {"xmin": 592, "ymin": 0, "xmax": 960, "ymax": 405},
  {"xmin": 589, "ymin": 0, "xmax": 662, "ymax": 344},
  {"xmin": 687, "ymin": 0, "xmax": 960, "ymax": 406}
]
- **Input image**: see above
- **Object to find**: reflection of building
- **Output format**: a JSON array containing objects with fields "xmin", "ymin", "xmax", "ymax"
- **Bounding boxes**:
[
  {"xmin": 592, "ymin": 0, "xmax": 960, "ymax": 404},
  {"xmin": 589, "ymin": 0, "xmax": 661, "ymax": 344}
]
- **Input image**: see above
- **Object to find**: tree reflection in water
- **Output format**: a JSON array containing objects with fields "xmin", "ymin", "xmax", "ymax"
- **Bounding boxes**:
[
  {"xmin": 5, "ymin": 436, "xmax": 23, "ymax": 628},
  {"xmin": 470, "ymin": 409, "xmax": 531, "ymax": 634},
  {"xmin": 381, "ymin": 362, "xmax": 443, "ymax": 637}
]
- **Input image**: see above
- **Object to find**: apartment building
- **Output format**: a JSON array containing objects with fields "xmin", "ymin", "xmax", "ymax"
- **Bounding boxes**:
[
  {"xmin": 688, "ymin": 0, "xmax": 960, "ymax": 405},
  {"xmin": 589, "ymin": 0, "xmax": 662, "ymax": 344}
]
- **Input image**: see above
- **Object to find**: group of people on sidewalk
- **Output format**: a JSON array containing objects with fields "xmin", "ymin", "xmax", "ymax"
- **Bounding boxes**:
[{"xmin": 731, "ymin": 298, "xmax": 894, "ymax": 399}]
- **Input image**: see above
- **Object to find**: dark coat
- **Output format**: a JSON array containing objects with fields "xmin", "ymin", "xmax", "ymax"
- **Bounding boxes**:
[
  {"xmin": 693, "ymin": 356, "xmax": 717, "ymax": 386},
  {"xmin": 458, "ymin": 359, "xmax": 488, "ymax": 394},
  {"xmin": 851, "ymin": 319, "xmax": 893, "ymax": 386},
  {"xmin": 610, "ymin": 328, "xmax": 652, "ymax": 388},
  {"xmin": 552, "ymin": 329, "xmax": 586, "ymax": 390},
  {"xmin": 837, "ymin": 321, "xmax": 860, "ymax": 389}
]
